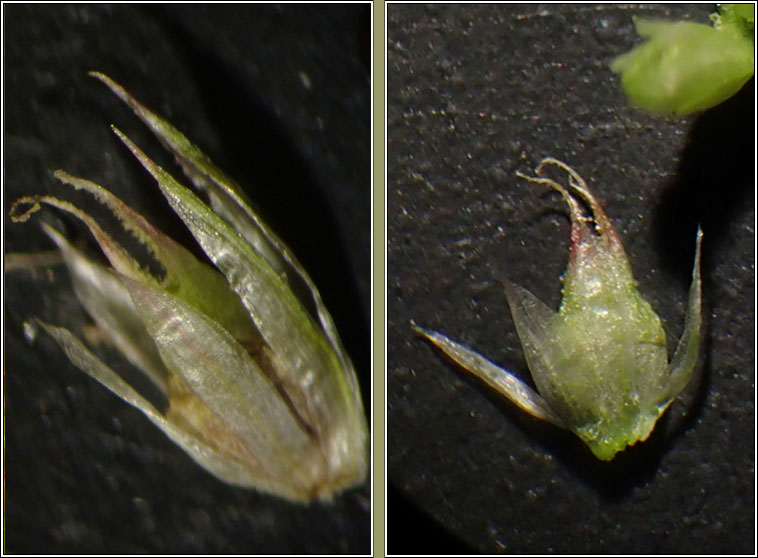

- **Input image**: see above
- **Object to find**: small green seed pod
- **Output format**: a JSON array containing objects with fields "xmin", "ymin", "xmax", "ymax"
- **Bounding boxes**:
[{"xmin": 414, "ymin": 158, "xmax": 702, "ymax": 460}]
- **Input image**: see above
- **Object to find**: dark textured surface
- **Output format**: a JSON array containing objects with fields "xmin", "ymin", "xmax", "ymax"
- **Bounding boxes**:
[
  {"xmin": 388, "ymin": 4, "xmax": 754, "ymax": 554},
  {"xmin": 4, "ymin": 4, "xmax": 370, "ymax": 554}
]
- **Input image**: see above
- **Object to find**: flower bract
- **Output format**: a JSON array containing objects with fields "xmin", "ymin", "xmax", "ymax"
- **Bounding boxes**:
[{"xmin": 10, "ymin": 73, "xmax": 368, "ymax": 502}]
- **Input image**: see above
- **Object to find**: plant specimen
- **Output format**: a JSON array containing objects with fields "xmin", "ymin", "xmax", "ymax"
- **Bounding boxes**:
[
  {"xmin": 10, "ymin": 73, "xmax": 368, "ymax": 503},
  {"xmin": 611, "ymin": 3, "xmax": 754, "ymax": 116},
  {"xmin": 413, "ymin": 158, "xmax": 702, "ymax": 460}
]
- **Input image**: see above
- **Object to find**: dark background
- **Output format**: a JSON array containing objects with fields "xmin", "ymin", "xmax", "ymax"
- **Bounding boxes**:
[
  {"xmin": 4, "ymin": 4, "xmax": 370, "ymax": 554},
  {"xmin": 388, "ymin": 3, "xmax": 754, "ymax": 554}
]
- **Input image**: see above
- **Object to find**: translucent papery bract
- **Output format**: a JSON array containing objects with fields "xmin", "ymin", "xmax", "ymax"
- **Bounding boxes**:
[
  {"xmin": 121, "ymin": 274, "xmax": 326, "ymax": 497},
  {"xmin": 36, "ymin": 319, "xmax": 315, "ymax": 501},
  {"xmin": 40, "ymin": 223, "xmax": 169, "ymax": 393}
]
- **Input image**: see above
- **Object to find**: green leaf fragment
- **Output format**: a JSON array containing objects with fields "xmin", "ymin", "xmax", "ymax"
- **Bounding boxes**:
[
  {"xmin": 713, "ymin": 4, "xmax": 755, "ymax": 31},
  {"xmin": 414, "ymin": 158, "xmax": 702, "ymax": 460},
  {"xmin": 611, "ymin": 9, "xmax": 754, "ymax": 116}
]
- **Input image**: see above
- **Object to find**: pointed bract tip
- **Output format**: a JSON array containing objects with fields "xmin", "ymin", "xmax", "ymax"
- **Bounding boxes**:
[
  {"xmin": 52, "ymin": 169, "xmax": 71, "ymax": 183},
  {"xmin": 110, "ymin": 126, "xmax": 150, "ymax": 167},
  {"xmin": 693, "ymin": 226, "xmax": 703, "ymax": 278},
  {"xmin": 89, "ymin": 71, "xmax": 122, "ymax": 95},
  {"xmin": 410, "ymin": 319, "xmax": 428, "ymax": 338},
  {"xmin": 110, "ymin": 124, "xmax": 128, "ymax": 143},
  {"xmin": 89, "ymin": 71, "xmax": 143, "ymax": 113}
]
